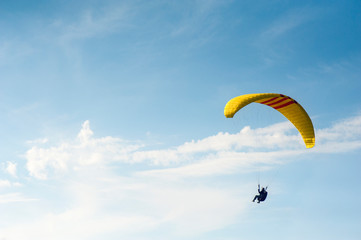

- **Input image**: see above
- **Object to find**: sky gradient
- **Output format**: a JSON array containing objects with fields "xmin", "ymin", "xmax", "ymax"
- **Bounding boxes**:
[{"xmin": 0, "ymin": 1, "xmax": 361, "ymax": 239}]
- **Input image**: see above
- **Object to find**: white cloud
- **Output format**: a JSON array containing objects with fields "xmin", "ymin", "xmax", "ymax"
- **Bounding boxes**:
[
  {"xmin": 313, "ymin": 115, "xmax": 361, "ymax": 153},
  {"xmin": 15, "ymin": 115, "xmax": 361, "ymax": 239},
  {"xmin": 0, "ymin": 192, "xmax": 36, "ymax": 204},
  {"xmin": 132, "ymin": 122, "xmax": 302, "ymax": 167},
  {"xmin": 0, "ymin": 170, "xmax": 246, "ymax": 239},
  {"xmin": 25, "ymin": 120, "xmax": 143, "ymax": 179},
  {"xmin": 0, "ymin": 180, "xmax": 12, "ymax": 188},
  {"xmin": 136, "ymin": 151, "xmax": 291, "ymax": 179},
  {"xmin": 24, "ymin": 120, "xmax": 298, "ymax": 180},
  {"xmin": 26, "ymin": 138, "xmax": 48, "ymax": 145},
  {"xmin": 6, "ymin": 161, "xmax": 17, "ymax": 178},
  {"xmin": 137, "ymin": 115, "xmax": 361, "ymax": 179},
  {"xmin": 0, "ymin": 179, "xmax": 22, "ymax": 189},
  {"xmin": 25, "ymin": 115, "xmax": 361, "ymax": 180},
  {"xmin": 317, "ymin": 115, "xmax": 361, "ymax": 142}
]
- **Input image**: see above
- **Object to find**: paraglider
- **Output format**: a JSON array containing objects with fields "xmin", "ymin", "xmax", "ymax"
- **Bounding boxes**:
[
  {"xmin": 224, "ymin": 93, "xmax": 315, "ymax": 203},
  {"xmin": 253, "ymin": 185, "xmax": 268, "ymax": 203},
  {"xmin": 224, "ymin": 93, "xmax": 315, "ymax": 148}
]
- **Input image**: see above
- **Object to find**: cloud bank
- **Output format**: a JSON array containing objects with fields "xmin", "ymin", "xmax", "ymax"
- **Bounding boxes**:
[
  {"xmin": 1, "ymin": 115, "xmax": 361, "ymax": 239},
  {"xmin": 25, "ymin": 115, "xmax": 361, "ymax": 181}
]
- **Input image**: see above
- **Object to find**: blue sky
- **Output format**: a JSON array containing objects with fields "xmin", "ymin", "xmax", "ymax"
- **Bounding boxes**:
[{"xmin": 0, "ymin": 0, "xmax": 361, "ymax": 239}]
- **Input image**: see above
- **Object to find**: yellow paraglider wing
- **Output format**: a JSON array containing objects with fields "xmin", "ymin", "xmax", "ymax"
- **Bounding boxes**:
[{"xmin": 224, "ymin": 93, "xmax": 315, "ymax": 148}]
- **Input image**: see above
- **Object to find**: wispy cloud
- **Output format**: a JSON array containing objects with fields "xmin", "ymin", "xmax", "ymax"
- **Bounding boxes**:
[
  {"xmin": 253, "ymin": 6, "xmax": 321, "ymax": 66},
  {"xmin": 259, "ymin": 7, "xmax": 319, "ymax": 41},
  {"xmin": 168, "ymin": 0, "xmax": 228, "ymax": 49},
  {"xmin": 0, "ymin": 175, "xmax": 245, "ymax": 239},
  {"xmin": 311, "ymin": 55, "xmax": 361, "ymax": 84},
  {"xmin": 314, "ymin": 115, "xmax": 361, "ymax": 153},
  {"xmin": 0, "ymin": 192, "xmax": 36, "ymax": 204},
  {"xmin": 54, "ymin": 5, "xmax": 131, "ymax": 43},
  {"xmin": 0, "ymin": 40, "xmax": 34, "ymax": 66}
]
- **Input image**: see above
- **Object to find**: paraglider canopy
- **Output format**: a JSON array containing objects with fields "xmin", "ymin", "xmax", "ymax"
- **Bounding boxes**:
[{"xmin": 224, "ymin": 93, "xmax": 315, "ymax": 148}]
